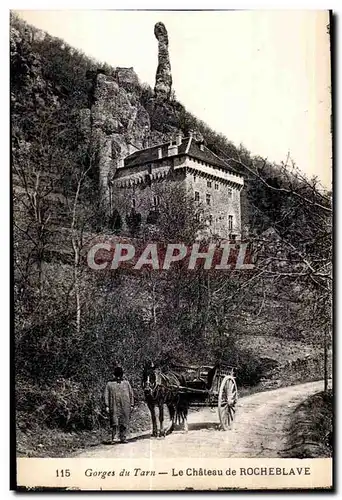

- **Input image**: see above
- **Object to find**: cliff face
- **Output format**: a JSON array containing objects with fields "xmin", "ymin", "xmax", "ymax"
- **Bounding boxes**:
[
  {"xmin": 85, "ymin": 74, "xmax": 176, "ymax": 199},
  {"xmin": 84, "ymin": 22, "xmax": 179, "ymax": 199},
  {"xmin": 86, "ymin": 71, "xmax": 150, "ymax": 198}
]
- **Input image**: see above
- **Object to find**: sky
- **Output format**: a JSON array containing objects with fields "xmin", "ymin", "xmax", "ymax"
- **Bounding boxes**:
[{"xmin": 15, "ymin": 9, "xmax": 332, "ymax": 187}]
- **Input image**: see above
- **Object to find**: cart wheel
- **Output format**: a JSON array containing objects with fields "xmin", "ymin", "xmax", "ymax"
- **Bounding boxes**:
[{"xmin": 218, "ymin": 375, "xmax": 238, "ymax": 430}]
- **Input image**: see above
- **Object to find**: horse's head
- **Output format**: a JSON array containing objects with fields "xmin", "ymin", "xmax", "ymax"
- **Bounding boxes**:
[{"xmin": 142, "ymin": 361, "xmax": 161, "ymax": 396}]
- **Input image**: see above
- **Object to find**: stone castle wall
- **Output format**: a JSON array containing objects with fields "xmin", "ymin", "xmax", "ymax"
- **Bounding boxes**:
[
  {"xmin": 113, "ymin": 153, "xmax": 243, "ymax": 238},
  {"xmin": 113, "ymin": 163, "xmax": 185, "ymax": 231},
  {"xmin": 185, "ymin": 169, "xmax": 242, "ymax": 239}
]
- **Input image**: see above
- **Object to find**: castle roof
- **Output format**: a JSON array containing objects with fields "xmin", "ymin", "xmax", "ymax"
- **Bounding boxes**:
[{"xmin": 123, "ymin": 136, "xmax": 241, "ymax": 175}]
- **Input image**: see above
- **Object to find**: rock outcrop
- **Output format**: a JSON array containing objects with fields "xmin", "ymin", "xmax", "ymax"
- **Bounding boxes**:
[
  {"xmin": 96, "ymin": 75, "xmax": 145, "ymax": 192},
  {"xmin": 154, "ymin": 22, "xmax": 172, "ymax": 101},
  {"xmin": 114, "ymin": 67, "xmax": 139, "ymax": 88},
  {"xmin": 84, "ymin": 72, "xmax": 153, "ymax": 201},
  {"xmin": 80, "ymin": 22, "xmax": 178, "ymax": 203}
]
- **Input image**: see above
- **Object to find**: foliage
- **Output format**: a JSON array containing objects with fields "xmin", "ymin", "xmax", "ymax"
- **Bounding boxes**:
[{"xmin": 281, "ymin": 390, "xmax": 333, "ymax": 458}]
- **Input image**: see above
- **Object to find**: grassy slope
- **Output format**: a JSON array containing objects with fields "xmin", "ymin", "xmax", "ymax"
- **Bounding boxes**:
[
  {"xmin": 17, "ymin": 401, "xmax": 151, "ymax": 458},
  {"xmin": 281, "ymin": 390, "xmax": 333, "ymax": 458},
  {"xmin": 236, "ymin": 334, "xmax": 320, "ymax": 363}
]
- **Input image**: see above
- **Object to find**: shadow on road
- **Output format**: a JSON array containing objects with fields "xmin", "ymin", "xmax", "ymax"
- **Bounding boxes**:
[
  {"xmin": 100, "ymin": 422, "xmax": 221, "ymax": 446},
  {"xmin": 101, "ymin": 432, "xmax": 152, "ymax": 446},
  {"xmin": 188, "ymin": 422, "xmax": 220, "ymax": 431}
]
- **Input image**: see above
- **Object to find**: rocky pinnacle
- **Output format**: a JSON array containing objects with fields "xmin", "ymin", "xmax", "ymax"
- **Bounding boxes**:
[{"xmin": 154, "ymin": 22, "xmax": 172, "ymax": 101}]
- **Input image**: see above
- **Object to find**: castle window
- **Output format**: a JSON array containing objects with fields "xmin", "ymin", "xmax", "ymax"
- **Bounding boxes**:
[
  {"xmin": 209, "ymin": 214, "xmax": 213, "ymax": 225},
  {"xmin": 196, "ymin": 211, "xmax": 204, "ymax": 222},
  {"xmin": 207, "ymin": 181, "xmax": 212, "ymax": 188},
  {"xmin": 206, "ymin": 193, "xmax": 211, "ymax": 206},
  {"xmin": 228, "ymin": 188, "xmax": 232, "ymax": 198},
  {"xmin": 215, "ymin": 183, "xmax": 219, "ymax": 190},
  {"xmin": 132, "ymin": 198, "xmax": 136, "ymax": 209},
  {"xmin": 228, "ymin": 215, "xmax": 233, "ymax": 231},
  {"xmin": 194, "ymin": 191, "xmax": 200, "ymax": 202},
  {"xmin": 147, "ymin": 164, "xmax": 152, "ymax": 174}
]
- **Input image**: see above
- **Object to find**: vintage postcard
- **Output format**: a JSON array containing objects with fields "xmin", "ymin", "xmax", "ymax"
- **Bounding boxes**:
[{"xmin": 12, "ymin": 8, "xmax": 333, "ymax": 491}]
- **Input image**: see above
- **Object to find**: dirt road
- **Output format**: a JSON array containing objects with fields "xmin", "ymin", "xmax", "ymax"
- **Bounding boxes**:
[{"xmin": 76, "ymin": 380, "xmax": 325, "ymax": 459}]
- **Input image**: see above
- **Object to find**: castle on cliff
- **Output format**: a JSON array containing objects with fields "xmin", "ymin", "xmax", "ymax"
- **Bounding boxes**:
[
  {"xmin": 103, "ymin": 22, "xmax": 244, "ymax": 240},
  {"xmin": 111, "ymin": 131, "xmax": 244, "ymax": 240}
]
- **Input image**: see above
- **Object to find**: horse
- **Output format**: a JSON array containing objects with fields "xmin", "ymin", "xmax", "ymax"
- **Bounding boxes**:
[{"xmin": 142, "ymin": 361, "xmax": 188, "ymax": 437}]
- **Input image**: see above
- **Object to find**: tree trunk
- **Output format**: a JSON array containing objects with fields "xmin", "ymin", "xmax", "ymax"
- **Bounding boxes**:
[
  {"xmin": 73, "ymin": 244, "xmax": 81, "ymax": 336},
  {"xmin": 324, "ymin": 326, "xmax": 329, "ymax": 392},
  {"xmin": 152, "ymin": 280, "xmax": 157, "ymax": 326}
]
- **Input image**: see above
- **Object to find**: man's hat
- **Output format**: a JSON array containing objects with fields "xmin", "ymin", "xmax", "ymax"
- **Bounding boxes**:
[{"xmin": 114, "ymin": 366, "xmax": 124, "ymax": 379}]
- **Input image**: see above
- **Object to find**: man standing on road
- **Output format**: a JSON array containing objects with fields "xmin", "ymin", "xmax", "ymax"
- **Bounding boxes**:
[{"xmin": 104, "ymin": 366, "xmax": 134, "ymax": 443}]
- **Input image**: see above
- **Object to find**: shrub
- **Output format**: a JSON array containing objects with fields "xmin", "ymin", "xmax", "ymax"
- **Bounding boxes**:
[{"xmin": 16, "ymin": 377, "xmax": 106, "ymax": 431}]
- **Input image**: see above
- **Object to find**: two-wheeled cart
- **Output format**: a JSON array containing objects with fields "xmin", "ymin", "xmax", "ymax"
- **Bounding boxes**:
[{"xmin": 172, "ymin": 363, "xmax": 238, "ymax": 430}]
